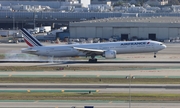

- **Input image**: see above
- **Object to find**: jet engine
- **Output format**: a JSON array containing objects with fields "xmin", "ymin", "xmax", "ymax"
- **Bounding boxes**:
[{"xmin": 103, "ymin": 50, "xmax": 116, "ymax": 59}]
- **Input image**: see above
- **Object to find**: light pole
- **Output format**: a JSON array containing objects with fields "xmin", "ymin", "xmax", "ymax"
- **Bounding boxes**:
[
  {"xmin": 13, "ymin": 11, "xmax": 15, "ymax": 30},
  {"xmin": 33, "ymin": 11, "xmax": 35, "ymax": 29},
  {"xmin": 126, "ymin": 75, "xmax": 135, "ymax": 108},
  {"xmin": 33, "ymin": 10, "xmax": 38, "ymax": 29}
]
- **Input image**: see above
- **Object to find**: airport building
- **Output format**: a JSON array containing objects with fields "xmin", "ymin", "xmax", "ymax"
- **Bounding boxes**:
[{"xmin": 69, "ymin": 17, "xmax": 180, "ymax": 41}]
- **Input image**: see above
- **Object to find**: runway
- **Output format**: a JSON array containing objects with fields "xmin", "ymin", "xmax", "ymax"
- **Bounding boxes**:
[
  {"xmin": 1, "ymin": 60, "xmax": 180, "ymax": 63},
  {"xmin": 0, "ymin": 101, "xmax": 180, "ymax": 108},
  {"xmin": 0, "ymin": 83, "xmax": 180, "ymax": 94},
  {"xmin": 1, "ymin": 43, "xmax": 180, "ymax": 63},
  {"xmin": 1, "ymin": 61, "xmax": 180, "ymax": 67},
  {"xmin": 1, "ymin": 71, "xmax": 180, "ymax": 77},
  {"xmin": 1, "ymin": 83, "xmax": 180, "ymax": 89}
]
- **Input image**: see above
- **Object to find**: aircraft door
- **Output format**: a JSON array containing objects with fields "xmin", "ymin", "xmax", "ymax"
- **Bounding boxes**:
[{"xmin": 146, "ymin": 42, "xmax": 154, "ymax": 51}]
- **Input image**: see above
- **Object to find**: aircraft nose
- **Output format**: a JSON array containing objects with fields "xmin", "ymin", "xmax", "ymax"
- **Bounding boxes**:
[{"xmin": 162, "ymin": 44, "xmax": 167, "ymax": 49}]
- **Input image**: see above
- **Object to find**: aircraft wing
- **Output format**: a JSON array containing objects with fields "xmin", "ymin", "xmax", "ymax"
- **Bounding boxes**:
[{"xmin": 73, "ymin": 47, "xmax": 104, "ymax": 55}]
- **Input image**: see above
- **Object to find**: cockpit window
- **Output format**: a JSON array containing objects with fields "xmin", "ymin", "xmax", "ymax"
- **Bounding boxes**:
[{"xmin": 160, "ymin": 44, "xmax": 163, "ymax": 45}]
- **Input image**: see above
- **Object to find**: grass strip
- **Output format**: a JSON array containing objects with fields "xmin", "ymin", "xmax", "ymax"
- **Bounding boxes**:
[
  {"xmin": 0, "ymin": 93, "xmax": 180, "ymax": 101},
  {"xmin": 0, "ymin": 77, "xmax": 180, "ymax": 84},
  {"xmin": 0, "ymin": 66, "xmax": 179, "ymax": 71},
  {"xmin": 0, "ymin": 54, "xmax": 5, "ymax": 59}
]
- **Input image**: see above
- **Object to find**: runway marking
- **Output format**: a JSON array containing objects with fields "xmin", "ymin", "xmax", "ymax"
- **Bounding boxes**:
[{"xmin": 8, "ymin": 74, "xmax": 12, "ymax": 77}]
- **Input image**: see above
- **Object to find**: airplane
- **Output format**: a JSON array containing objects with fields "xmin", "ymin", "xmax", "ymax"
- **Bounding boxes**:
[{"xmin": 21, "ymin": 28, "xmax": 166, "ymax": 63}]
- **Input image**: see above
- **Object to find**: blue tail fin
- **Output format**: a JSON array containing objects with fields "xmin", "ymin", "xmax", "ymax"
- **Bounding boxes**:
[{"xmin": 21, "ymin": 28, "xmax": 43, "ymax": 47}]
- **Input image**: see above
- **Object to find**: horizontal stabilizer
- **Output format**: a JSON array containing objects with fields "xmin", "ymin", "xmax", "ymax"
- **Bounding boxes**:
[{"xmin": 21, "ymin": 48, "xmax": 38, "ymax": 53}]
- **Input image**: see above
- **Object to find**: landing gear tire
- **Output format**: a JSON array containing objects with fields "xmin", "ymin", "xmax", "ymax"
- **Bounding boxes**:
[
  {"xmin": 89, "ymin": 59, "xmax": 97, "ymax": 63},
  {"xmin": 154, "ymin": 52, "xmax": 157, "ymax": 58}
]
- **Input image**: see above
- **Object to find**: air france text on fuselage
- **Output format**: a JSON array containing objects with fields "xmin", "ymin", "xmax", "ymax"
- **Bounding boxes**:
[{"xmin": 121, "ymin": 42, "xmax": 147, "ymax": 46}]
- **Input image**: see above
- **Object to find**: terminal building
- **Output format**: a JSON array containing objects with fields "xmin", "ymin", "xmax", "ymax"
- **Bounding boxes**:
[{"xmin": 69, "ymin": 17, "xmax": 180, "ymax": 41}]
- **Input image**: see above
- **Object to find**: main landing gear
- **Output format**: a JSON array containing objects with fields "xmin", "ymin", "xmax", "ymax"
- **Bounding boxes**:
[
  {"xmin": 89, "ymin": 59, "xmax": 97, "ymax": 63},
  {"xmin": 88, "ymin": 55, "xmax": 97, "ymax": 63}
]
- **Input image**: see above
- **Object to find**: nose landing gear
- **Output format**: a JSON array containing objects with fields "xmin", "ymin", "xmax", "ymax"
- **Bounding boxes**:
[{"xmin": 154, "ymin": 52, "xmax": 156, "ymax": 58}]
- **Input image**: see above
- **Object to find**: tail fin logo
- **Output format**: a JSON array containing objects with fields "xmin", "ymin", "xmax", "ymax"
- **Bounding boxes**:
[{"xmin": 21, "ymin": 28, "xmax": 43, "ymax": 47}]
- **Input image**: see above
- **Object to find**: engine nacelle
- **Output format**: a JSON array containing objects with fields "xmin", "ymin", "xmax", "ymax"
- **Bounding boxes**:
[{"xmin": 103, "ymin": 50, "xmax": 116, "ymax": 59}]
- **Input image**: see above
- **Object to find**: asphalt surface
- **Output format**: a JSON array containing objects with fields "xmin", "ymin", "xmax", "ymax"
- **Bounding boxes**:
[
  {"xmin": 1, "ymin": 70, "xmax": 180, "ymax": 76},
  {"xmin": 1, "ymin": 60, "xmax": 180, "ymax": 63},
  {"xmin": 0, "ymin": 101, "xmax": 180, "ymax": 108},
  {"xmin": 0, "ymin": 84, "xmax": 180, "ymax": 94},
  {"xmin": 1, "ymin": 83, "xmax": 180, "ymax": 89}
]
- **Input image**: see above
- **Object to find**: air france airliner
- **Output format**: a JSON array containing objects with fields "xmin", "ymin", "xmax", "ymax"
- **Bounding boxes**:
[{"xmin": 21, "ymin": 28, "xmax": 166, "ymax": 62}]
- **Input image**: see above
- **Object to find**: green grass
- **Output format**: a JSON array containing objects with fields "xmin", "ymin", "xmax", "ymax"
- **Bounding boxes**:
[
  {"xmin": 0, "ymin": 54, "xmax": 5, "ymax": 59},
  {"xmin": 0, "ymin": 66, "xmax": 60, "ymax": 71},
  {"xmin": 0, "ymin": 93, "xmax": 180, "ymax": 101},
  {"xmin": 0, "ymin": 77, "xmax": 180, "ymax": 84}
]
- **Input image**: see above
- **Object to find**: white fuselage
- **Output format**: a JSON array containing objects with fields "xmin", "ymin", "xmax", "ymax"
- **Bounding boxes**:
[{"xmin": 21, "ymin": 40, "xmax": 166, "ymax": 57}]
